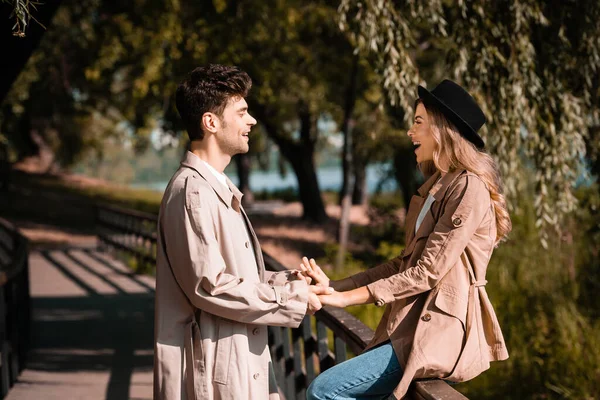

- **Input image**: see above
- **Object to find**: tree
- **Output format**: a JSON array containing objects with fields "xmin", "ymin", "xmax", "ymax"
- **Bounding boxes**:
[
  {"xmin": 339, "ymin": 0, "xmax": 600, "ymax": 245},
  {"xmin": 2, "ymin": 0, "xmax": 370, "ymax": 223}
]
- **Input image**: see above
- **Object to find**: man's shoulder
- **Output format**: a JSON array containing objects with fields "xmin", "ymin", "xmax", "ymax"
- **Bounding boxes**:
[
  {"xmin": 162, "ymin": 167, "xmax": 216, "ymax": 207},
  {"xmin": 167, "ymin": 167, "xmax": 209, "ymax": 191}
]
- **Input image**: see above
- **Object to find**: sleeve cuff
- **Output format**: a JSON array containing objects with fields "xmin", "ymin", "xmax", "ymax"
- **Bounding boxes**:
[
  {"xmin": 266, "ymin": 270, "xmax": 296, "ymax": 286},
  {"xmin": 272, "ymin": 286, "xmax": 289, "ymax": 305},
  {"xmin": 367, "ymin": 280, "xmax": 395, "ymax": 307},
  {"xmin": 272, "ymin": 280, "xmax": 309, "ymax": 328}
]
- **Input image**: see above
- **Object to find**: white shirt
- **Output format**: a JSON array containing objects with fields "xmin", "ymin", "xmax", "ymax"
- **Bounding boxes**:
[
  {"xmin": 415, "ymin": 193, "xmax": 435, "ymax": 234},
  {"xmin": 415, "ymin": 178, "xmax": 442, "ymax": 234},
  {"xmin": 199, "ymin": 159, "xmax": 228, "ymax": 188}
]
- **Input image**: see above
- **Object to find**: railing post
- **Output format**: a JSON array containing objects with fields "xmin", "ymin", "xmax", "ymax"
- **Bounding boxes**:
[
  {"xmin": 316, "ymin": 320, "xmax": 333, "ymax": 373},
  {"xmin": 19, "ymin": 240, "xmax": 30, "ymax": 374},
  {"xmin": 0, "ymin": 285, "xmax": 9, "ymax": 398},
  {"xmin": 333, "ymin": 335, "xmax": 347, "ymax": 364},
  {"xmin": 301, "ymin": 318, "xmax": 316, "ymax": 386},
  {"xmin": 292, "ymin": 323, "xmax": 306, "ymax": 399}
]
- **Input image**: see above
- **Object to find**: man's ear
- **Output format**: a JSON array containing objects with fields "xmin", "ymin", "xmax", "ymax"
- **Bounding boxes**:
[{"xmin": 201, "ymin": 112, "xmax": 219, "ymax": 134}]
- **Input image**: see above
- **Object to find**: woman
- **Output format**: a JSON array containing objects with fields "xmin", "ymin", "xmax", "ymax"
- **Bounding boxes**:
[{"xmin": 303, "ymin": 80, "xmax": 511, "ymax": 400}]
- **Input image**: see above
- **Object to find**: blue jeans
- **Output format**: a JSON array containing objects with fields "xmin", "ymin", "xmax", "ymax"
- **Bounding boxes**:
[{"xmin": 306, "ymin": 341, "xmax": 402, "ymax": 400}]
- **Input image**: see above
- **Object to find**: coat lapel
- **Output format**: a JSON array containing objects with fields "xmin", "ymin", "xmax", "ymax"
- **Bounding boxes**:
[
  {"xmin": 404, "ymin": 171, "xmax": 441, "ymax": 245},
  {"xmin": 402, "ymin": 169, "xmax": 467, "ymax": 257},
  {"xmin": 180, "ymin": 151, "xmax": 238, "ymax": 209}
]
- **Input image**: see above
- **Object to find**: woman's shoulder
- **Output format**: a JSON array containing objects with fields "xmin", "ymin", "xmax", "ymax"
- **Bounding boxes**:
[{"xmin": 448, "ymin": 170, "xmax": 491, "ymax": 202}]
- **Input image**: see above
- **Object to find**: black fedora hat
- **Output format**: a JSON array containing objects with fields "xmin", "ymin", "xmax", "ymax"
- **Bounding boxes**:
[{"xmin": 417, "ymin": 79, "xmax": 486, "ymax": 149}]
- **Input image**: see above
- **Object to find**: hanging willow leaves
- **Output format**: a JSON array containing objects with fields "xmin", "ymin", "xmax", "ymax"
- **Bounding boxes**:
[{"xmin": 339, "ymin": 0, "xmax": 600, "ymax": 245}]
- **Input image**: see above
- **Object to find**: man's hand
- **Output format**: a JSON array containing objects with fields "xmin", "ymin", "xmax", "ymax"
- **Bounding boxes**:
[
  {"xmin": 291, "ymin": 269, "xmax": 312, "ymax": 285},
  {"xmin": 306, "ymin": 285, "xmax": 334, "ymax": 315},
  {"xmin": 300, "ymin": 257, "xmax": 330, "ymax": 288}
]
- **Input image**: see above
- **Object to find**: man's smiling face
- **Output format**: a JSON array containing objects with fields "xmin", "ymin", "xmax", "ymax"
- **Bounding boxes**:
[{"xmin": 214, "ymin": 96, "xmax": 257, "ymax": 156}]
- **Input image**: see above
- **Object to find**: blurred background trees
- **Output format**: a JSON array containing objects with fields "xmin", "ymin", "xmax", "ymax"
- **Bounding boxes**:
[{"xmin": 1, "ymin": 1, "xmax": 600, "ymax": 397}]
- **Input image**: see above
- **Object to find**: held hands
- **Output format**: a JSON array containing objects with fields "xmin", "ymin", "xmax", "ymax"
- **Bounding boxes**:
[
  {"xmin": 299, "ymin": 257, "xmax": 330, "ymax": 288},
  {"xmin": 306, "ymin": 285, "xmax": 334, "ymax": 315},
  {"xmin": 316, "ymin": 290, "xmax": 347, "ymax": 308},
  {"xmin": 299, "ymin": 257, "xmax": 348, "ymax": 310}
]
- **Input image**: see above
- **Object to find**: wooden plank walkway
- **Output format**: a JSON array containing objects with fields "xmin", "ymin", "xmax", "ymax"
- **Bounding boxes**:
[{"xmin": 6, "ymin": 247, "xmax": 155, "ymax": 400}]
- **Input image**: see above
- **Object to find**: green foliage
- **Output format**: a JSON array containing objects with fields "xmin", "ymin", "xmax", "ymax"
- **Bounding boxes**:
[
  {"xmin": 3, "ymin": 0, "xmax": 45, "ymax": 37},
  {"xmin": 573, "ymin": 184, "xmax": 600, "ymax": 319},
  {"xmin": 15, "ymin": 171, "xmax": 163, "ymax": 214},
  {"xmin": 340, "ymin": 0, "xmax": 600, "ymax": 245},
  {"xmin": 318, "ymin": 243, "xmax": 385, "ymax": 331},
  {"xmin": 452, "ymin": 194, "xmax": 600, "ymax": 399},
  {"xmin": 253, "ymin": 187, "xmax": 299, "ymax": 203},
  {"xmin": 118, "ymin": 250, "xmax": 155, "ymax": 275},
  {"xmin": 349, "ymin": 191, "xmax": 406, "ymax": 264}
]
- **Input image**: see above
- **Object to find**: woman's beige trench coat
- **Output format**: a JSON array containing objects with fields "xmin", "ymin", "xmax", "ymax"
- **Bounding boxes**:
[
  {"xmin": 349, "ymin": 169, "xmax": 509, "ymax": 399},
  {"xmin": 154, "ymin": 152, "xmax": 309, "ymax": 400}
]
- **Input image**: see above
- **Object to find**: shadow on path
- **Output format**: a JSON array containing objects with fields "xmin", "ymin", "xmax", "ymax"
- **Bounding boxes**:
[{"xmin": 26, "ymin": 248, "xmax": 155, "ymax": 400}]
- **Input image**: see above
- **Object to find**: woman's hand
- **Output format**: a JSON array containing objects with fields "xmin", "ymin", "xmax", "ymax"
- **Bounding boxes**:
[
  {"xmin": 319, "ymin": 286, "xmax": 373, "ymax": 309},
  {"xmin": 300, "ymin": 257, "xmax": 330, "ymax": 288},
  {"xmin": 317, "ymin": 291, "xmax": 347, "ymax": 308}
]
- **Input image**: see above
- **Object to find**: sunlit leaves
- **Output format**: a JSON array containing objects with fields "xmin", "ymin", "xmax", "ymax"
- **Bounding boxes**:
[{"xmin": 340, "ymin": 0, "xmax": 600, "ymax": 245}]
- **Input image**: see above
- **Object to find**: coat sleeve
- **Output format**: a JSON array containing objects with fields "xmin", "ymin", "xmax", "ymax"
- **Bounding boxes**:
[
  {"xmin": 264, "ymin": 270, "xmax": 300, "ymax": 287},
  {"xmin": 347, "ymin": 258, "xmax": 402, "ymax": 289},
  {"xmin": 163, "ymin": 176, "xmax": 309, "ymax": 328},
  {"xmin": 365, "ymin": 175, "xmax": 491, "ymax": 306}
]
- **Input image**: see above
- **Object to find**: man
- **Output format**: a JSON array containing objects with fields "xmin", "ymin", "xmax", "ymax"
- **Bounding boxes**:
[{"xmin": 153, "ymin": 64, "xmax": 330, "ymax": 400}]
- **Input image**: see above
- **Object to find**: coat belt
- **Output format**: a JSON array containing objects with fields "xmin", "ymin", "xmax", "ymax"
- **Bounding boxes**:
[{"xmin": 185, "ymin": 319, "xmax": 203, "ymax": 400}]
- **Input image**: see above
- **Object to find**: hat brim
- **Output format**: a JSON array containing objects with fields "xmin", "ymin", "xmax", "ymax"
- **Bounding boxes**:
[{"xmin": 417, "ymin": 85, "xmax": 485, "ymax": 149}]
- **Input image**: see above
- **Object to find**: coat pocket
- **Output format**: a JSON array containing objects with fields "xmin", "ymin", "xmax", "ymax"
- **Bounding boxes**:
[
  {"xmin": 416, "ymin": 287, "xmax": 468, "ymax": 378},
  {"xmin": 214, "ymin": 318, "xmax": 234, "ymax": 385},
  {"xmin": 434, "ymin": 285, "xmax": 468, "ymax": 330}
]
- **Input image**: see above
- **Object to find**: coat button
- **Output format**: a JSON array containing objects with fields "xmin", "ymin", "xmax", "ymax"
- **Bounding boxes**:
[
  {"xmin": 245, "ymin": 241, "xmax": 250, "ymax": 248},
  {"xmin": 452, "ymin": 217, "xmax": 462, "ymax": 226},
  {"xmin": 421, "ymin": 313, "xmax": 432, "ymax": 322},
  {"xmin": 375, "ymin": 299, "xmax": 385, "ymax": 307},
  {"xmin": 252, "ymin": 328, "xmax": 260, "ymax": 335},
  {"xmin": 253, "ymin": 373, "xmax": 260, "ymax": 380}
]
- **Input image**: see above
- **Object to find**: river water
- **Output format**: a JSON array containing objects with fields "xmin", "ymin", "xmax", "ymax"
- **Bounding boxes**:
[{"xmin": 133, "ymin": 163, "xmax": 398, "ymax": 194}]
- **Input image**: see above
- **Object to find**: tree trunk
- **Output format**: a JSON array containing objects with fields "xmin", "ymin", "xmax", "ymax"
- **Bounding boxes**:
[
  {"xmin": 352, "ymin": 161, "xmax": 367, "ymax": 205},
  {"xmin": 338, "ymin": 55, "xmax": 360, "ymax": 206},
  {"xmin": 235, "ymin": 153, "xmax": 254, "ymax": 206},
  {"xmin": 393, "ymin": 145, "xmax": 418, "ymax": 210},
  {"xmin": 286, "ymin": 151, "xmax": 328, "ymax": 222},
  {"xmin": 252, "ymin": 102, "xmax": 328, "ymax": 223},
  {"xmin": 336, "ymin": 55, "xmax": 360, "ymax": 270}
]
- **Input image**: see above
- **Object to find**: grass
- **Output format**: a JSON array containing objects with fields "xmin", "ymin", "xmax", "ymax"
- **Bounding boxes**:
[{"xmin": 12, "ymin": 169, "xmax": 163, "ymax": 213}]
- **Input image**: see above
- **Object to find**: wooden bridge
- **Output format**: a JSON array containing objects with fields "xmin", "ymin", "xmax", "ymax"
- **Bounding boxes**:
[{"xmin": 0, "ymin": 203, "xmax": 467, "ymax": 400}]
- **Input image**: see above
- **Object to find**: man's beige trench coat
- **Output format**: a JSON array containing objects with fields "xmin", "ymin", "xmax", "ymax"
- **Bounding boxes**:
[
  {"xmin": 154, "ymin": 152, "xmax": 309, "ymax": 400},
  {"xmin": 349, "ymin": 169, "xmax": 509, "ymax": 399}
]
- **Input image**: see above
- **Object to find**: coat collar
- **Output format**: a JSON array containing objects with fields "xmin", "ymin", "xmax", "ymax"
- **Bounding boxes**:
[
  {"xmin": 417, "ymin": 168, "xmax": 465, "ymax": 201},
  {"xmin": 180, "ymin": 151, "xmax": 244, "ymax": 210},
  {"xmin": 403, "ymin": 168, "xmax": 467, "ymax": 255}
]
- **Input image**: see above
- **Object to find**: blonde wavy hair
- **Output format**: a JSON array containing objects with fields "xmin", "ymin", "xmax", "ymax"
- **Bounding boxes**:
[{"xmin": 417, "ymin": 99, "xmax": 512, "ymax": 243}]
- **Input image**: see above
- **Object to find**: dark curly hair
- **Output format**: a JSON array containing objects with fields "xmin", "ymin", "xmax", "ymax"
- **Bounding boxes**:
[{"xmin": 175, "ymin": 64, "xmax": 252, "ymax": 141}]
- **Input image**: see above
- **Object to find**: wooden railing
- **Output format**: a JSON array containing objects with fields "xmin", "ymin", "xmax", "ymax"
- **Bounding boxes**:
[
  {"xmin": 95, "ymin": 203, "xmax": 467, "ymax": 400},
  {"xmin": 0, "ymin": 218, "xmax": 30, "ymax": 399}
]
